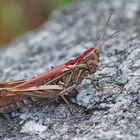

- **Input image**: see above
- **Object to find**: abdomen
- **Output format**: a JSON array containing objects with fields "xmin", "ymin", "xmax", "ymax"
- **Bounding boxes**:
[{"xmin": 0, "ymin": 96, "xmax": 42, "ymax": 113}]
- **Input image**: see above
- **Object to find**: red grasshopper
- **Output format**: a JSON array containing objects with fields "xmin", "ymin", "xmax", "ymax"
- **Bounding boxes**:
[{"xmin": 0, "ymin": 13, "xmax": 118, "ymax": 113}]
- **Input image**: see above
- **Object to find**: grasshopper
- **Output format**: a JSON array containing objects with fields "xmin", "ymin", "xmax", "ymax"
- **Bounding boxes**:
[{"xmin": 0, "ymin": 13, "xmax": 118, "ymax": 113}]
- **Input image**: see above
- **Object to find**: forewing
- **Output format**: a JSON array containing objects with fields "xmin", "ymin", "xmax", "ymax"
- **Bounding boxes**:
[
  {"xmin": 0, "ymin": 85, "xmax": 63, "ymax": 98},
  {"xmin": 0, "ymin": 79, "xmax": 27, "ymax": 88},
  {"xmin": 15, "ymin": 65, "xmax": 67, "ymax": 88}
]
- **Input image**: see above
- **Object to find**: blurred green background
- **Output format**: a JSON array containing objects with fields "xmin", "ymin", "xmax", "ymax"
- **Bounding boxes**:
[{"xmin": 0, "ymin": 0, "xmax": 72, "ymax": 44}]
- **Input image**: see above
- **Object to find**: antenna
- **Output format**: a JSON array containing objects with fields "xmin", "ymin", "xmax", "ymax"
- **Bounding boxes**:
[
  {"xmin": 96, "ymin": 11, "xmax": 114, "ymax": 49},
  {"xmin": 100, "ymin": 30, "xmax": 119, "ymax": 47}
]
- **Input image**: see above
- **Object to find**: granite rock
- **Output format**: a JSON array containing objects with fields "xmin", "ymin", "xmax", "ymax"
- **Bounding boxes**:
[{"xmin": 0, "ymin": 0, "xmax": 140, "ymax": 139}]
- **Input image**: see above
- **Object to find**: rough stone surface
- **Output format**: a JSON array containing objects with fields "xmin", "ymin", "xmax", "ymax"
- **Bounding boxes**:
[{"xmin": 0, "ymin": 0, "xmax": 140, "ymax": 139}]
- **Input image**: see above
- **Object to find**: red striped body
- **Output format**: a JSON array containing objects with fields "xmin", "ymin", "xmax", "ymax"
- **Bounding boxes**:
[{"xmin": 0, "ymin": 47, "xmax": 97, "ymax": 112}]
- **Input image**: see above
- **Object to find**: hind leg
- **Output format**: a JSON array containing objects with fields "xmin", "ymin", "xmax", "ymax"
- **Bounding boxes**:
[{"xmin": 59, "ymin": 84, "xmax": 77, "ymax": 115}]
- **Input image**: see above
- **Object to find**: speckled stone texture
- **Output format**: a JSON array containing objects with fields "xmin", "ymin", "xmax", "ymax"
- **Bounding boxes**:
[{"xmin": 0, "ymin": 0, "xmax": 140, "ymax": 139}]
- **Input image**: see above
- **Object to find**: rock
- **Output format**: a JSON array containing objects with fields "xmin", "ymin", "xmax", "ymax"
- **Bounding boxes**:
[{"xmin": 0, "ymin": 0, "xmax": 140, "ymax": 139}]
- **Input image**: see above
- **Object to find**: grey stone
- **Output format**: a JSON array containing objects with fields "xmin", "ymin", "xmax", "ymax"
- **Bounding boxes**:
[{"xmin": 0, "ymin": 0, "xmax": 140, "ymax": 139}]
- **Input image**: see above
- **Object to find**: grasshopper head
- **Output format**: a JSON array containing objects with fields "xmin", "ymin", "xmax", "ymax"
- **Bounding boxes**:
[
  {"xmin": 81, "ymin": 47, "xmax": 99, "ymax": 73},
  {"xmin": 64, "ymin": 47, "xmax": 99, "ymax": 73}
]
